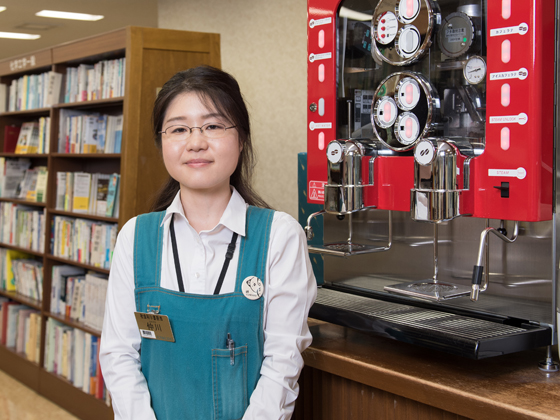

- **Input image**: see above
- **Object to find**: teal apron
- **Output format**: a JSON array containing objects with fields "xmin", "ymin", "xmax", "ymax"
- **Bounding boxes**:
[{"xmin": 134, "ymin": 206, "xmax": 274, "ymax": 420}]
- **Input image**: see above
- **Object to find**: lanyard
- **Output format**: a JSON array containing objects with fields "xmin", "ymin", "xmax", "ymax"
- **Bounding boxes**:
[{"xmin": 169, "ymin": 214, "xmax": 238, "ymax": 294}]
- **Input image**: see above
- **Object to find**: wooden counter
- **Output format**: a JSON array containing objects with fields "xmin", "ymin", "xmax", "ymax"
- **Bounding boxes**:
[{"xmin": 293, "ymin": 319, "xmax": 560, "ymax": 420}]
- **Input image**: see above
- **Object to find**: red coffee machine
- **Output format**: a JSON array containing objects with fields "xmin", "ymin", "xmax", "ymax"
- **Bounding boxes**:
[{"xmin": 304, "ymin": 0, "xmax": 559, "ymax": 364}]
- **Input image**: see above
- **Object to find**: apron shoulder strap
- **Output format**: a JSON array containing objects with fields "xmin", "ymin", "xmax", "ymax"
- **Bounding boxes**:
[
  {"xmin": 134, "ymin": 211, "xmax": 166, "ymax": 289},
  {"xmin": 235, "ymin": 206, "xmax": 275, "ymax": 291}
]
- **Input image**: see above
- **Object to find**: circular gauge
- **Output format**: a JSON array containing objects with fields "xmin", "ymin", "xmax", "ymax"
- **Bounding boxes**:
[
  {"xmin": 396, "ymin": 0, "xmax": 421, "ymax": 23},
  {"xmin": 374, "ymin": 11, "xmax": 399, "ymax": 45},
  {"xmin": 463, "ymin": 56, "xmax": 486, "ymax": 84},
  {"xmin": 395, "ymin": 77, "xmax": 421, "ymax": 110},
  {"xmin": 438, "ymin": 12, "xmax": 475, "ymax": 58},
  {"xmin": 395, "ymin": 112, "xmax": 421, "ymax": 145},
  {"xmin": 414, "ymin": 140, "xmax": 437, "ymax": 165},
  {"xmin": 395, "ymin": 25, "xmax": 421, "ymax": 59},
  {"xmin": 373, "ymin": 97, "xmax": 398, "ymax": 128}
]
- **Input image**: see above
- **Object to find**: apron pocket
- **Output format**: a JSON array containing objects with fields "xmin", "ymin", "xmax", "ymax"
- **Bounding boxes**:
[{"xmin": 212, "ymin": 345, "xmax": 248, "ymax": 420}]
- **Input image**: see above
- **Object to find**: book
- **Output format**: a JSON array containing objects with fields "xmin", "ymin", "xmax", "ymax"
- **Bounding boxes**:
[
  {"xmin": 1, "ymin": 158, "xmax": 31, "ymax": 197},
  {"xmin": 15, "ymin": 122, "xmax": 39, "ymax": 154},
  {"xmin": 105, "ymin": 174, "xmax": 120, "ymax": 217},
  {"xmin": 35, "ymin": 167, "xmax": 48, "ymax": 203},
  {"xmin": 50, "ymin": 265, "xmax": 85, "ymax": 315},
  {"xmin": 114, "ymin": 115, "xmax": 123, "ymax": 153},
  {"xmin": 72, "ymin": 172, "xmax": 91, "ymax": 213},
  {"xmin": 95, "ymin": 175, "xmax": 110, "ymax": 216},
  {"xmin": 0, "ymin": 83, "xmax": 7, "ymax": 113},
  {"xmin": 45, "ymin": 72, "xmax": 63, "ymax": 106},
  {"xmin": 6, "ymin": 304, "xmax": 25, "ymax": 348},
  {"xmin": 3, "ymin": 125, "xmax": 21, "ymax": 153}
]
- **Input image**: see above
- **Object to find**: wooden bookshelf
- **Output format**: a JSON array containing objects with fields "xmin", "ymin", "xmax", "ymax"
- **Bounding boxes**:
[{"xmin": 0, "ymin": 26, "xmax": 221, "ymax": 419}]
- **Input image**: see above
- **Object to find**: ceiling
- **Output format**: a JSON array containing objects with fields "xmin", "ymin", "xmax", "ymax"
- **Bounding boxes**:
[{"xmin": 0, "ymin": 0, "xmax": 158, "ymax": 61}]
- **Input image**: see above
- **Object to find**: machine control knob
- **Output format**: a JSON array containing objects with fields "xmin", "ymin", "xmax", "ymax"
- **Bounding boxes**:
[
  {"xmin": 395, "ymin": 25, "xmax": 421, "ymax": 59},
  {"xmin": 327, "ymin": 141, "xmax": 344, "ymax": 164},
  {"xmin": 396, "ymin": 0, "xmax": 421, "ymax": 23},
  {"xmin": 395, "ymin": 112, "xmax": 421, "ymax": 145},
  {"xmin": 414, "ymin": 139, "xmax": 437, "ymax": 165},
  {"xmin": 373, "ymin": 96, "xmax": 398, "ymax": 128}
]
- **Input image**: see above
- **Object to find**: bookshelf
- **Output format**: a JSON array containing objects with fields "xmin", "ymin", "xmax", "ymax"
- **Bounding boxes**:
[{"xmin": 0, "ymin": 26, "xmax": 221, "ymax": 419}]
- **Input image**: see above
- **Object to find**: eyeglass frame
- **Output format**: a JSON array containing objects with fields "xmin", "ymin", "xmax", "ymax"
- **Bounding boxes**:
[{"xmin": 158, "ymin": 123, "xmax": 237, "ymax": 140}]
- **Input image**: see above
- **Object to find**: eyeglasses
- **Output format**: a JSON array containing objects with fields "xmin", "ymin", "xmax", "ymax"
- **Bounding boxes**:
[{"xmin": 159, "ymin": 123, "xmax": 237, "ymax": 141}]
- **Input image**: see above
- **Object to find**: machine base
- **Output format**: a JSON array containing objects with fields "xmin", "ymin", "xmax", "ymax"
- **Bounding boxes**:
[{"xmin": 310, "ymin": 288, "xmax": 551, "ymax": 359}]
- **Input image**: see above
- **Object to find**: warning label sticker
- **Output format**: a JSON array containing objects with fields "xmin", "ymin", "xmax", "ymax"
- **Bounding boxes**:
[{"xmin": 309, "ymin": 181, "xmax": 326, "ymax": 202}]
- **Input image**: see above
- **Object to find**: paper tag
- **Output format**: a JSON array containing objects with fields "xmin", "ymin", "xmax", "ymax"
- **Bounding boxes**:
[
  {"xmin": 241, "ymin": 276, "xmax": 264, "ymax": 300},
  {"xmin": 134, "ymin": 312, "xmax": 175, "ymax": 342}
]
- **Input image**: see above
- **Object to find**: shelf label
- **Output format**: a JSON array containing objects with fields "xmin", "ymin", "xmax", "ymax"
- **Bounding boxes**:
[
  {"xmin": 489, "ymin": 113, "xmax": 528, "ymax": 125},
  {"xmin": 309, "ymin": 17, "xmax": 332, "ymax": 28},
  {"xmin": 309, "ymin": 52, "xmax": 332, "ymax": 62},
  {"xmin": 489, "ymin": 68, "xmax": 528, "ymax": 81},
  {"xmin": 309, "ymin": 121, "xmax": 332, "ymax": 130},
  {"xmin": 9, "ymin": 55, "xmax": 36, "ymax": 71},
  {"xmin": 490, "ymin": 23, "xmax": 528, "ymax": 37},
  {"xmin": 489, "ymin": 168, "xmax": 527, "ymax": 180}
]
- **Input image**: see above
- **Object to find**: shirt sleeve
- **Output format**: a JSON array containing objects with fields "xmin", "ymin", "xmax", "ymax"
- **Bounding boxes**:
[
  {"xmin": 99, "ymin": 217, "xmax": 157, "ymax": 420},
  {"xmin": 243, "ymin": 212, "xmax": 317, "ymax": 420}
]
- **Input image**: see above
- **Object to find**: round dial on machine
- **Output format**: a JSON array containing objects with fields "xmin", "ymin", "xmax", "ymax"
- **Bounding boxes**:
[
  {"xmin": 373, "ymin": 97, "xmax": 398, "ymax": 128},
  {"xmin": 372, "ymin": 0, "xmax": 439, "ymax": 66},
  {"xmin": 463, "ymin": 56, "xmax": 486, "ymax": 84},
  {"xmin": 371, "ymin": 72, "xmax": 439, "ymax": 151},
  {"xmin": 438, "ymin": 12, "xmax": 475, "ymax": 58}
]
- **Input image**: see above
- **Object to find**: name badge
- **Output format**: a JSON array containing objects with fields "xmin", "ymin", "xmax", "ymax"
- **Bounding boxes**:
[
  {"xmin": 134, "ymin": 312, "xmax": 175, "ymax": 342},
  {"xmin": 242, "ymin": 276, "xmax": 264, "ymax": 300}
]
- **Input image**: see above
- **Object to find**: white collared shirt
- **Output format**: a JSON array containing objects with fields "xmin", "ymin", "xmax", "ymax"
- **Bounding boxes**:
[{"xmin": 100, "ymin": 188, "xmax": 317, "ymax": 419}]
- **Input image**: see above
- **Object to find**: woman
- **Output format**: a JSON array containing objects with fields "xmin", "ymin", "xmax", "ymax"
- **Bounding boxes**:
[{"xmin": 99, "ymin": 66, "xmax": 317, "ymax": 420}]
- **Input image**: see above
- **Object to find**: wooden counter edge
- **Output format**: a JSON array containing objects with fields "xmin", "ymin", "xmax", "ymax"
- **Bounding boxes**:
[{"xmin": 303, "ymin": 318, "xmax": 560, "ymax": 420}]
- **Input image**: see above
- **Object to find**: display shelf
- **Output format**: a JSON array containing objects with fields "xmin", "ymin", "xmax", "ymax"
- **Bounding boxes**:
[
  {"xmin": 0, "ymin": 289, "xmax": 42, "ymax": 310},
  {"xmin": 0, "ymin": 197, "xmax": 46, "ymax": 207},
  {"xmin": 48, "ymin": 209, "xmax": 118, "ymax": 223},
  {"xmin": 0, "ymin": 343, "xmax": 40, "ymax": 390},
  {"xmin": 46, "ymin": 255, "xmax": 111, "ymax": 275},
  {"xmin": 0, "ymin": 108, "xmax": 51, "ymax": 117},
  {"xmin": 0, "ymin": 25, "xmax": 221, "ymax": 416},
  {"xmin": 54, "ymin": 97, "xmax": 124, "ymax": 109},
  {"xmin": 46, "ymin": 311, "xmax": 102, "ymax": 337},
  {"xmin": 39, "ymin": 369, "xmax": 112, "ymax": 420},
  {"xmin": 0, "ymin": 153, "xmax": 48, "ymax": 158},
  {"xmin": 0, "ymin": 242, "xmax": 44, "ymax": 257},
  {"xmin": 50, "ymin": 153, "xmax": 120, "ymax": 159}
]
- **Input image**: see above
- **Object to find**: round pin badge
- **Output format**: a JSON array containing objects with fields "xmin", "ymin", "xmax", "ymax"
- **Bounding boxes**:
[{"xmin": 241, "ymin": 276, "xmax": 264, "ymax": 300}]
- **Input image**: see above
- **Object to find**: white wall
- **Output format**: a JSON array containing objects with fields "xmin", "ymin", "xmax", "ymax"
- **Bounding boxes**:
[{"xmin": 158, "ymin": 0, "xmax": 308, "ymax": 217}]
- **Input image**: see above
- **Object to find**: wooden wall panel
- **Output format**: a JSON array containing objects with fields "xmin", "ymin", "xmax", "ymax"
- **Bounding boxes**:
[{"xmin": 294, "ymin": 366, "xmax": 473, "ymax": 420}]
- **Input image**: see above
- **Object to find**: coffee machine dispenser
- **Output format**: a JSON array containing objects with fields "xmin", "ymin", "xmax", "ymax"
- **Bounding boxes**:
[{"xmin": 305, "ymin": 0, "xmax": 558, "ymax": 364}]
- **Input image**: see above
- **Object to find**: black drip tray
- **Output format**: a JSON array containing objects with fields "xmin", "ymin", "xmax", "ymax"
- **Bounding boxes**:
[{"xmin": 311, "ymin": 288, "xmax": 551, "ymax": 359}]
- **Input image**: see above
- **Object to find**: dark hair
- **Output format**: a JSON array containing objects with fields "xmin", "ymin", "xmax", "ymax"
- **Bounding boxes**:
[{"xmin": 150, "ymin": 66, "xmax": 270, "ymax": 211}]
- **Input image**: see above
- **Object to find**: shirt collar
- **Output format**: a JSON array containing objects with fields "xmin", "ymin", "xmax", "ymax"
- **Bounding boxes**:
[{"xmin": 161, "ymin": 187, "xmax": 248, "ymax": 237}]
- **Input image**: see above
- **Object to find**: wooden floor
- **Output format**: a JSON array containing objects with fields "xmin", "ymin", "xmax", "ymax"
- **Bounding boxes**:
[{"xmin": 0, "ymin": 369, "xmax": 78, "ymax": 420}]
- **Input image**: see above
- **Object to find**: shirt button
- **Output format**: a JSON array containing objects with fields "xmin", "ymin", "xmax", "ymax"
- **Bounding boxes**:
[{"xmin": 195, "ymin": 272, "xmax": 200, "ymax": 278}]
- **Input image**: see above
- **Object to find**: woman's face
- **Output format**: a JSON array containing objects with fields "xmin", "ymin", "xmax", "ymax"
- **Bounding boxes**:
[{"xmin": 161, "ymin": 92, "xmax": 241, "ymax": 197}]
